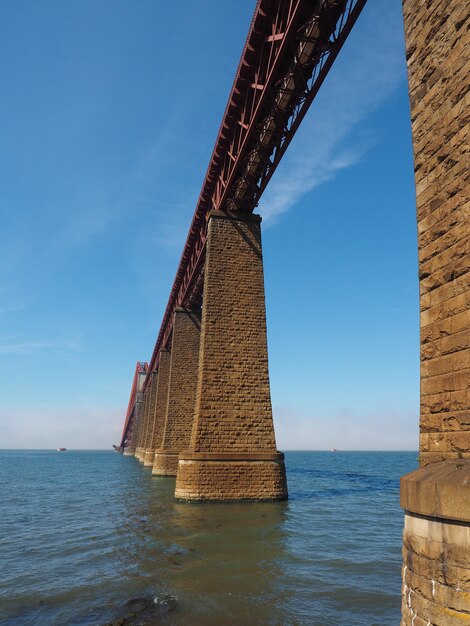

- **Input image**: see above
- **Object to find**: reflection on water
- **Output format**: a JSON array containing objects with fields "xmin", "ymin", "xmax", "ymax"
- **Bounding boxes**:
[
  {"xmin": 0, "ymin": 451, "xmax": 416, "ymax": 625},
  {"xmin": 115, "ymin": 475, "xmax": 290, "ymax": 626}
]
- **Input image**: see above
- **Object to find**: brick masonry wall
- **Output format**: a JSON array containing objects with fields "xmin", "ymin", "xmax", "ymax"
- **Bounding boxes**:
[
  {"xmin": 150, "ymin": 350, "xmax": 171, "ymax": 451},
  {"xmin": 402, "ymin": 0, "xmax": 470, "ymax": 465},
  {"xmin": 153, "ymin": 308, "xmax": 201, "ymax": 476},
  {"xmin": 190, "ymin": 212, "xmax": 277, "ymax": 453}
]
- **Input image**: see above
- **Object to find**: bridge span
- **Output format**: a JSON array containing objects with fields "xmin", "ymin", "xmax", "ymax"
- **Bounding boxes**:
[{"xmin": 121, "ymin": 0, "xmax": 368, "ymax": 499}]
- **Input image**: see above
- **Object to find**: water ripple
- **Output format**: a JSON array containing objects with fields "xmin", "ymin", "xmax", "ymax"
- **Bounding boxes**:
[{"xmin": 0, "ymin": 450, "xmax": 416, "ymax": 625}]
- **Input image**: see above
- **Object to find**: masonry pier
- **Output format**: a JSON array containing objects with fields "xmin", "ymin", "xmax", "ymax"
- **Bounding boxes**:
[
  {"xmin": 400, "ymin": 0, "xmax": 470, "ymax": 623},
  {"xmin": 142, "ymin": 349, "xmax": 170, "ymax": 468},
  {"xmin": 136, "ymin": 382, "xmax": 151, "ymax": 462},
  {"xmin": 174, "ymin": 212, "xmax": 287, "ymax": 501},
  {"xmin": 153, "ymin": 308, "xmax": 201, "ymax": 476},
  {"xmin": 141, "ymin": 372, "xmax": 157, "ymax": 466}
]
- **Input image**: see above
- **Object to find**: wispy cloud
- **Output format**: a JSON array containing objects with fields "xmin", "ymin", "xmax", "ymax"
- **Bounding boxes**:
[
  {"xmin": 259, "ymin": 1, "xmax": 406, "ymax": 225},
  {"xmin": 58, "ymin": 202, "xmax": 117, "ymax": 247},
  {"xmin": 0, "ymin": 340, "xmax": 54, "ymax": 355},
  {"xmin": 0, "ymin": 337, "xmax": 85, "ymax": 355}
]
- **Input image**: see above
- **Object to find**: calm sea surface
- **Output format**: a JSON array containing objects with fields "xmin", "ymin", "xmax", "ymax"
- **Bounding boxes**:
[{"xmin": 0, "ymin": 450, "xmax": 416, "ymax": 625}]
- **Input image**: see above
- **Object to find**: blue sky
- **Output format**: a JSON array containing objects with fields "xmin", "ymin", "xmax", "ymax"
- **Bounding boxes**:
[{"xmin": 0, "ymin": 0, "xmax": 419, "ymax": 450}]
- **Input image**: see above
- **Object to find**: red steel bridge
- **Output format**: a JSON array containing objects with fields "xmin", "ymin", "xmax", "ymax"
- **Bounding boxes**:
[{"xmin": 120, "ymin": 0, "xmax": 367, "ymax": 448}]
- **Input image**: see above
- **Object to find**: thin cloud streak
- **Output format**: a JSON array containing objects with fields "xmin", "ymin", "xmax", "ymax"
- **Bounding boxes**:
[
  {"xmin": 259, "ymin": 1, "xmax": 406, "ymax": 225},
  {"xmin": 0, "ymin": 338, "xmax": 86, "ymax": 355},
  {"xmin": 0, "ymin": 340, "xmax": 54, "ymax": 354}
]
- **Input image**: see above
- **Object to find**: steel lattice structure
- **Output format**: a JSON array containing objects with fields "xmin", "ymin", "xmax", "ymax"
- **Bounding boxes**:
[{"xmin": 120, "ymin": 0, "xmax": 367, "ymax": 447}]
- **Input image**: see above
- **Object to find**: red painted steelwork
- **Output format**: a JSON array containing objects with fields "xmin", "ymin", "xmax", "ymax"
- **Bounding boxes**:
[
  {"xmin": 120, "ymin": 361, "xmax": 148, "ymax": 448},
  {"xmin": 144, "ymin": 0, "xmax": 367, "ymax": 386}
]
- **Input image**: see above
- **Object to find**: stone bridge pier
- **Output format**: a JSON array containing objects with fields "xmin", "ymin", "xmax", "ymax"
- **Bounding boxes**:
[
  {"xmin": 130, "ymin": 210, "xmax": 287, "ymax": 501},
  {"xmin": 400, "ymin": 0, "xmax": 469, "ymax": 623},
  {"xmin": 142, "ymin": 370, "xmax": 159, "ymax": 466},
  {"xmin": 145, "ymin": 349, "xmax": 171, "ymax": 467},
  {"xmin": 135, "ymin": 377, "xmax": 151, "ymax": 462},
  {"xmin": 153, "ymin": 307, "xmax": 201, "ymax": 477},
  {"xmin": 173, "ymin": 211, "xmax": 287, "ymax": 501}
]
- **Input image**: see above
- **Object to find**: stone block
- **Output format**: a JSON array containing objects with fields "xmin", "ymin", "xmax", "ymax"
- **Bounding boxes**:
[{"xmin": 401, "ymin": 461, "xmax": 470, "ymax": 522}]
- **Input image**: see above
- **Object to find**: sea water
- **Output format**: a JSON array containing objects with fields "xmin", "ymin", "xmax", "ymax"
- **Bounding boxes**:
[{"xmin": 0, "ymin": 450, "xmax": 416, "ymax": 625}]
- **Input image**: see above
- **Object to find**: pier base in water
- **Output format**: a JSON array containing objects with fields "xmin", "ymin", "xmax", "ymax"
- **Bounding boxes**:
[
  {"xmin": 400, "ymin": 461, "xmax": 470, "ymax": 624},
  {"xmin": 175, "ymin": 452, "xmax": 287, "ymax": 501},
  {"xmin": 153, "ymin": 450, "xmax": 178, "ymax": 476},
  {"xmin": 143, "ymin": 449, "xmax": 155, "ymax": 467}
]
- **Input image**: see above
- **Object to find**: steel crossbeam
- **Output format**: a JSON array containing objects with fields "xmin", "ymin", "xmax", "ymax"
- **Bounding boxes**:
[{"xmin": 120, "ymin": 0, "xmax": 367, "ymax": 446}]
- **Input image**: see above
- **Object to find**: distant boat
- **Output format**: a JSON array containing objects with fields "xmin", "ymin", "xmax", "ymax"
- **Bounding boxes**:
[
  {"xmin": 330, "ymin": 448, "xmax": 338, "ymax": 452},
  {"xmin": 57, "ymin": 448, "xmax": 67, "ymax": 452}
]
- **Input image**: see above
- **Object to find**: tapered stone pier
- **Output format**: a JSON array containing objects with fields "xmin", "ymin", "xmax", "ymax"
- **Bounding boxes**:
[
  {"xmin": 175, "ymin": 211, "xmax": 287, "ymax": 501},
  {"xmin": 142, "ymin": 349, "xmax": 171, "ymax": 469},
  {"xmin": 135, "ymin": 384, "xmax": 151, "ymax": 462},
  {"xmin": 153, "ymin": 308, "xmax": 201, "ymax": 476},
  {"xmin": 142, "ymin": 372, "xmax": 158, "ymax": 466},
  {"xmin": 400, "ymin": 0, "xmax": 469, "ymax": 623}
]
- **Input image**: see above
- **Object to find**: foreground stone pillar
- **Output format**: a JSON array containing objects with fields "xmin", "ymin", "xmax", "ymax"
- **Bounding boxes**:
[
  {"xmin": 145, "ymin": 349, "xmax": 171, "ymax": 469},
  {"xmin": 175, "ymin": 211, "xmax": 287, "ymax": 501},
  {"xmin": 401, "ymin": 464, "xmax": 470, "ymax": 624},
  {"xmin": 153, "ymin": 308, "xmax": 201, "ymax": 476},
  {"xmin": 401, "ymin": 1, "xmax": 469, "ymax": 623}
]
